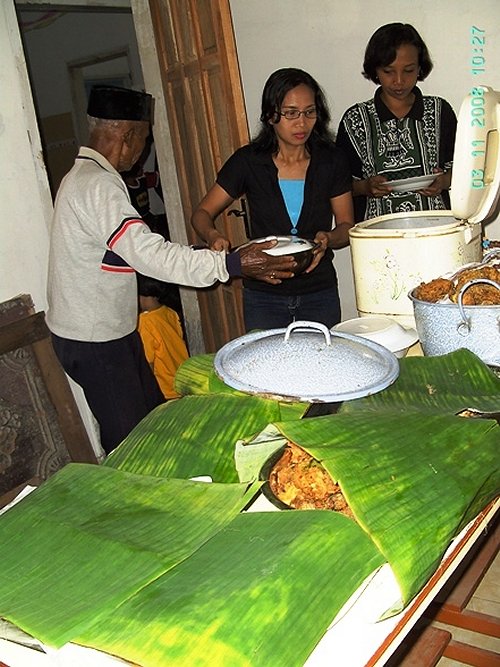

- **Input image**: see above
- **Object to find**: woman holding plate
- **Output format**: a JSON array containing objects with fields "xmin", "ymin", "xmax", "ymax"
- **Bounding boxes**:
[
  {"xmin": 336, "ymin": 23, "xmax": 457, "ymax": 222},
  {"xmin": 191, "ymin": 68, "xmax": 354, "ymax": 331}
]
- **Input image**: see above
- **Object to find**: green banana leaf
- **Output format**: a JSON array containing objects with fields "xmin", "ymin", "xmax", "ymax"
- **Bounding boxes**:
[
  {"xmin": 245, "ymin": 411, "xmax": 499, "ymax": 611},
  {"xmin": 75, "ymin": 511, "xmax": 384, "ymax": 667},
  {"xmin": 1, "ymin": 350, "xmax": 498, "ymax": 664},
  {"xmin": 0, "ymin": 463, "xmax": 259, "ymax": 647},
  {"xmin": 174, "ymin": 353, "xmax": 306, "ymax": 421},
  {"xmin": 0, "ymin": 465, "xmax": 384, "ymax": 666},
  {"xmin": 339, "ymin": 349, "xmax": 500, "ymax": 415},
  {"xmin": 105, "ymin": 349, "xmax": 500, "ymax": 613},
  {"xmin": 175, "ymin": 353, "xmax": 236, "ymax": 396},
  {"xmin": 105, "ymin": 393, "xmax": 306, "ymax": 482}
]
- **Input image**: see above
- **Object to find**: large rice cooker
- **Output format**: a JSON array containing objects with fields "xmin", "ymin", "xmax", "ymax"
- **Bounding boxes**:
[{"xmin": 349, "ymin": 86, "xmax": 500, "ymax": 327}]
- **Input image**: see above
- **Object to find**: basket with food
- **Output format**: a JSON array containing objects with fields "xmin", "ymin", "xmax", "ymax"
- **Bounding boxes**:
[{"xmin": 409, "ymin": 250, "xmax": 500, "ymax": 365}]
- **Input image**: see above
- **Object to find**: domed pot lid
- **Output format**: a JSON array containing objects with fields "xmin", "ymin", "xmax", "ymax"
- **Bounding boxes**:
[{"xmin": 214, "ymin": 321, "xmax": 399, "ymax": 403}]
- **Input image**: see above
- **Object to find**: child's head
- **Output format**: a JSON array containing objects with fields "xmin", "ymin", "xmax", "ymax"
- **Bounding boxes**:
[
  {"xmin": 137, "ymin": 274, "xmax": 182, "ymax": 313},
  {"xmin": 362, "ymin": 23, "xmax": 433, "ymax": 83}
]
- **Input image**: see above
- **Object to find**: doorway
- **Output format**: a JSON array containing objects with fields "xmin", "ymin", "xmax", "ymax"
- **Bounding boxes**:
[
  {"xmin": 15, "ymin": 5, "xmax": 142, "ymax": 197},
  {"xmin": 14, "ymin": 0, "xmax": 250, "ymax": 354}
]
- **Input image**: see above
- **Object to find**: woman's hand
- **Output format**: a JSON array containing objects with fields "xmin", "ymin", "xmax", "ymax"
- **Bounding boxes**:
[
  {"xmin": 419, "ymin": 169, "xmax": 451, "ymax": 197},
  {"xmin": 305, "ymin": 231, "xmax": 329, "ymax": 273},
  {"xmin": 305, "ymin": 191, "xmax": 355, "ymax": 274},
  {"xmin": 206, "ymin": 228, "xmax": 231, "ymax": 251},
  {"xmin": 191, "ymin": 183, "xmax": 235, "ymax": 250},
  {"xmin": 364, "ymin": 175, "xmax": 392, "ymax": 197}
]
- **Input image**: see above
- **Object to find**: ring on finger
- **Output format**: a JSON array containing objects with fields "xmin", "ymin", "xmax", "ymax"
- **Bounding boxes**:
[{"xmin": 270, "ymin": 272, "xmax": 276, "ymax": 279}]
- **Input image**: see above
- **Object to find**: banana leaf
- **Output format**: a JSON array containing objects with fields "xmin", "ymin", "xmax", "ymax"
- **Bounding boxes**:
[
  {"xmin": 1, "ymin": 351, "xmax": 498, "ymax": 663},
  {"xmin": 75, "ymin": 511, "xmax": 384, "ymax": 667},
  {"xmin": 174, "ymin": 353, "xmax": 306, "ymax": 421},
  {"xmin": 0, "ymin": 466, "xmax": 384, "ymax": 666},
  {"xmin": 248, "ymin": 411, "xmax": 499, "ymax": 611},
  {"xmin": 175, "ymin": 353, "xmax": 236, "ymax": 396},
  {"xmin": 339, "ymin": 349, "xmax": 500, "ymax": 415},
  {"xmin": 0, "ymin": 463, "xmax": 259, "ymax": 647},
  {"xmin": 105, "ymin": 394, "xmax": 305, "ymax": 482}
]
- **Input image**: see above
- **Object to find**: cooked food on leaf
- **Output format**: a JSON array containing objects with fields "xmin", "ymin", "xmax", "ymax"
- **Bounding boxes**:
[{"xmin": 268, "ymin": 442, "xmax": 354, "ymax": 518}]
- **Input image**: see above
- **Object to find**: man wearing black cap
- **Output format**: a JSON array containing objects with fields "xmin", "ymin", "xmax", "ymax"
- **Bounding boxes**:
[{"xmin": 46, "ymin": 85, "xmax": 295, "ymax": 455}]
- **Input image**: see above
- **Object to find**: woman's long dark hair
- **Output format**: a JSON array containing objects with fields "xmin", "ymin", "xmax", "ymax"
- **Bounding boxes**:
[
  {"xmin": 362, "ymin": 23, "xmax": 433, "ymax": 83},
  {"xmin": 251, "ymin": 68, "xmax": 335, "ymax": 154}
]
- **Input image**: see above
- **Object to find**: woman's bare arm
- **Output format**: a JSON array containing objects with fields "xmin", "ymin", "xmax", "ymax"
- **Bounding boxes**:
[{"xmin": 191, "ymin": 183, "xmax": 235, "ymax": 251}]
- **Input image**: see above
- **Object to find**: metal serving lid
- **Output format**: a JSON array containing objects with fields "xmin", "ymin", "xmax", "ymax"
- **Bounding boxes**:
[{"xmin": 214, "ymin": 321, "xmax": 399, "ymax": 403}]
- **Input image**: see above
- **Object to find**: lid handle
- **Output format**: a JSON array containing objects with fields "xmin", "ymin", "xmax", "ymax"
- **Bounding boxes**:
[
  {"xmin": 482, "ymin": 248, "xmax": 500, "ymax": 264},
  {"xmin": 457, "ymin": 278, "xmax": 500, "ymax": 334},
  {"xmin": 284, "ymin": 320, "xmax": 332, "ymax": 346}
]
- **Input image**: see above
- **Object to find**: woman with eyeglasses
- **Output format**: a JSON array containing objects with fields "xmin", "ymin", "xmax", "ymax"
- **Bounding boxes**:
[
  {"xmin": 191, "ymin": 67, "xmax": 354, "ymax": 331},
  {"xmin": 336, "ymin": 23, "xmax": 457, "ymax": 222}
]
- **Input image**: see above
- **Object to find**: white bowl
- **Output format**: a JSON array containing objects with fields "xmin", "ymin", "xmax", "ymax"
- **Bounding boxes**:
[{"xmin": 332, "ymin": 316, "xmax": 418, "ymax": 358}]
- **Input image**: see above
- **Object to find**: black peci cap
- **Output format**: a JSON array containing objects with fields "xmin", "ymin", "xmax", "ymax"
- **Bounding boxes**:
[{"xmin": 87, "ymin": 85, "xmax": 152, "ymax": 122}]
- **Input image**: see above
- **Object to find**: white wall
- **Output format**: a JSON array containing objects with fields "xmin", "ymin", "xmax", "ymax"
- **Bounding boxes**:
[
  {"xmin": 0, "ymin": 2, "xmax": 53, "ymax": 311},
  {"xmin": 230, "ymin": 0, "xmax": 500, "ymax": 319}
]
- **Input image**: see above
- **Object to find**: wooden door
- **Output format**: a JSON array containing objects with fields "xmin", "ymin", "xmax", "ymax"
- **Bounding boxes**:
[{"xmin": 146, "ymin": 0, "xmax": 249, "ymax": 352}]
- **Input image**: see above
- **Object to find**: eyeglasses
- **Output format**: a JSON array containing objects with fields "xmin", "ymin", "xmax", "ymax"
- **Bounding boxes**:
[{"xmin": 279, "ymin": 108, "xmax": 317, "ymax": 120}]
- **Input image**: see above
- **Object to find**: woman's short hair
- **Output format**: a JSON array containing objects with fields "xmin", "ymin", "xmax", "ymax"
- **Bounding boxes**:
[
  {"xmin": 362, "ymin": 23, "xmax": 433, "ymax": 83},
  {"xmin": 252, "ymin": 68, "xmax": 334, "ymax": 152}
]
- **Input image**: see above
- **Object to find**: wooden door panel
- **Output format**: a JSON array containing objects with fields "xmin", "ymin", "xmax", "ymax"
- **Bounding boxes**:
[
  {"xmin": 148, "ymin": 0, "xmax": 249, "ymax": 351},
  {"xmin": 205, "ymin": 66, "xmax": 234, "ymax": 162},
  {"xmin": 152, "ymin": 3, "xmax": 178, "ymax": 64},
  {"xmin": 197, "ymin": 1, "xmax": 217, "ymax": 55}
]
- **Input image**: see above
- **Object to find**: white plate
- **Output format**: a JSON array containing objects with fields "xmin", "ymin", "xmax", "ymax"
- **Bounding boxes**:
[
  {"xmin": 388, "ymin": 174, "xmax": 436, "ymax": 192},
  {"xmin": 332, "ymin": 317, "xmax": 418, "ymax": 358}
]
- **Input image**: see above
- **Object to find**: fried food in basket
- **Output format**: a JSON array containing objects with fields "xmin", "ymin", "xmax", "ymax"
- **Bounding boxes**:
[
  {"xmin": 450, "ymin": 266, "xmax": 500, "ymax": 305},
  {"xmin": 414, "ymin": 278, "xmax": 453, "ymax": 303},
  {"xmin": 415, "ymin": 262, "xmax": 500, "ymax": 305},
  {"xmin": 268, "ymin": 442, "xmax": 354, "ymax": 518}
]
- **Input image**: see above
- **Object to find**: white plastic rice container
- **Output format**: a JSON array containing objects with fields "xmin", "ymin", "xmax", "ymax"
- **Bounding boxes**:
[{"xmin": 349, "ymin": 86, "xmax": 500, "ymax": 327}]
